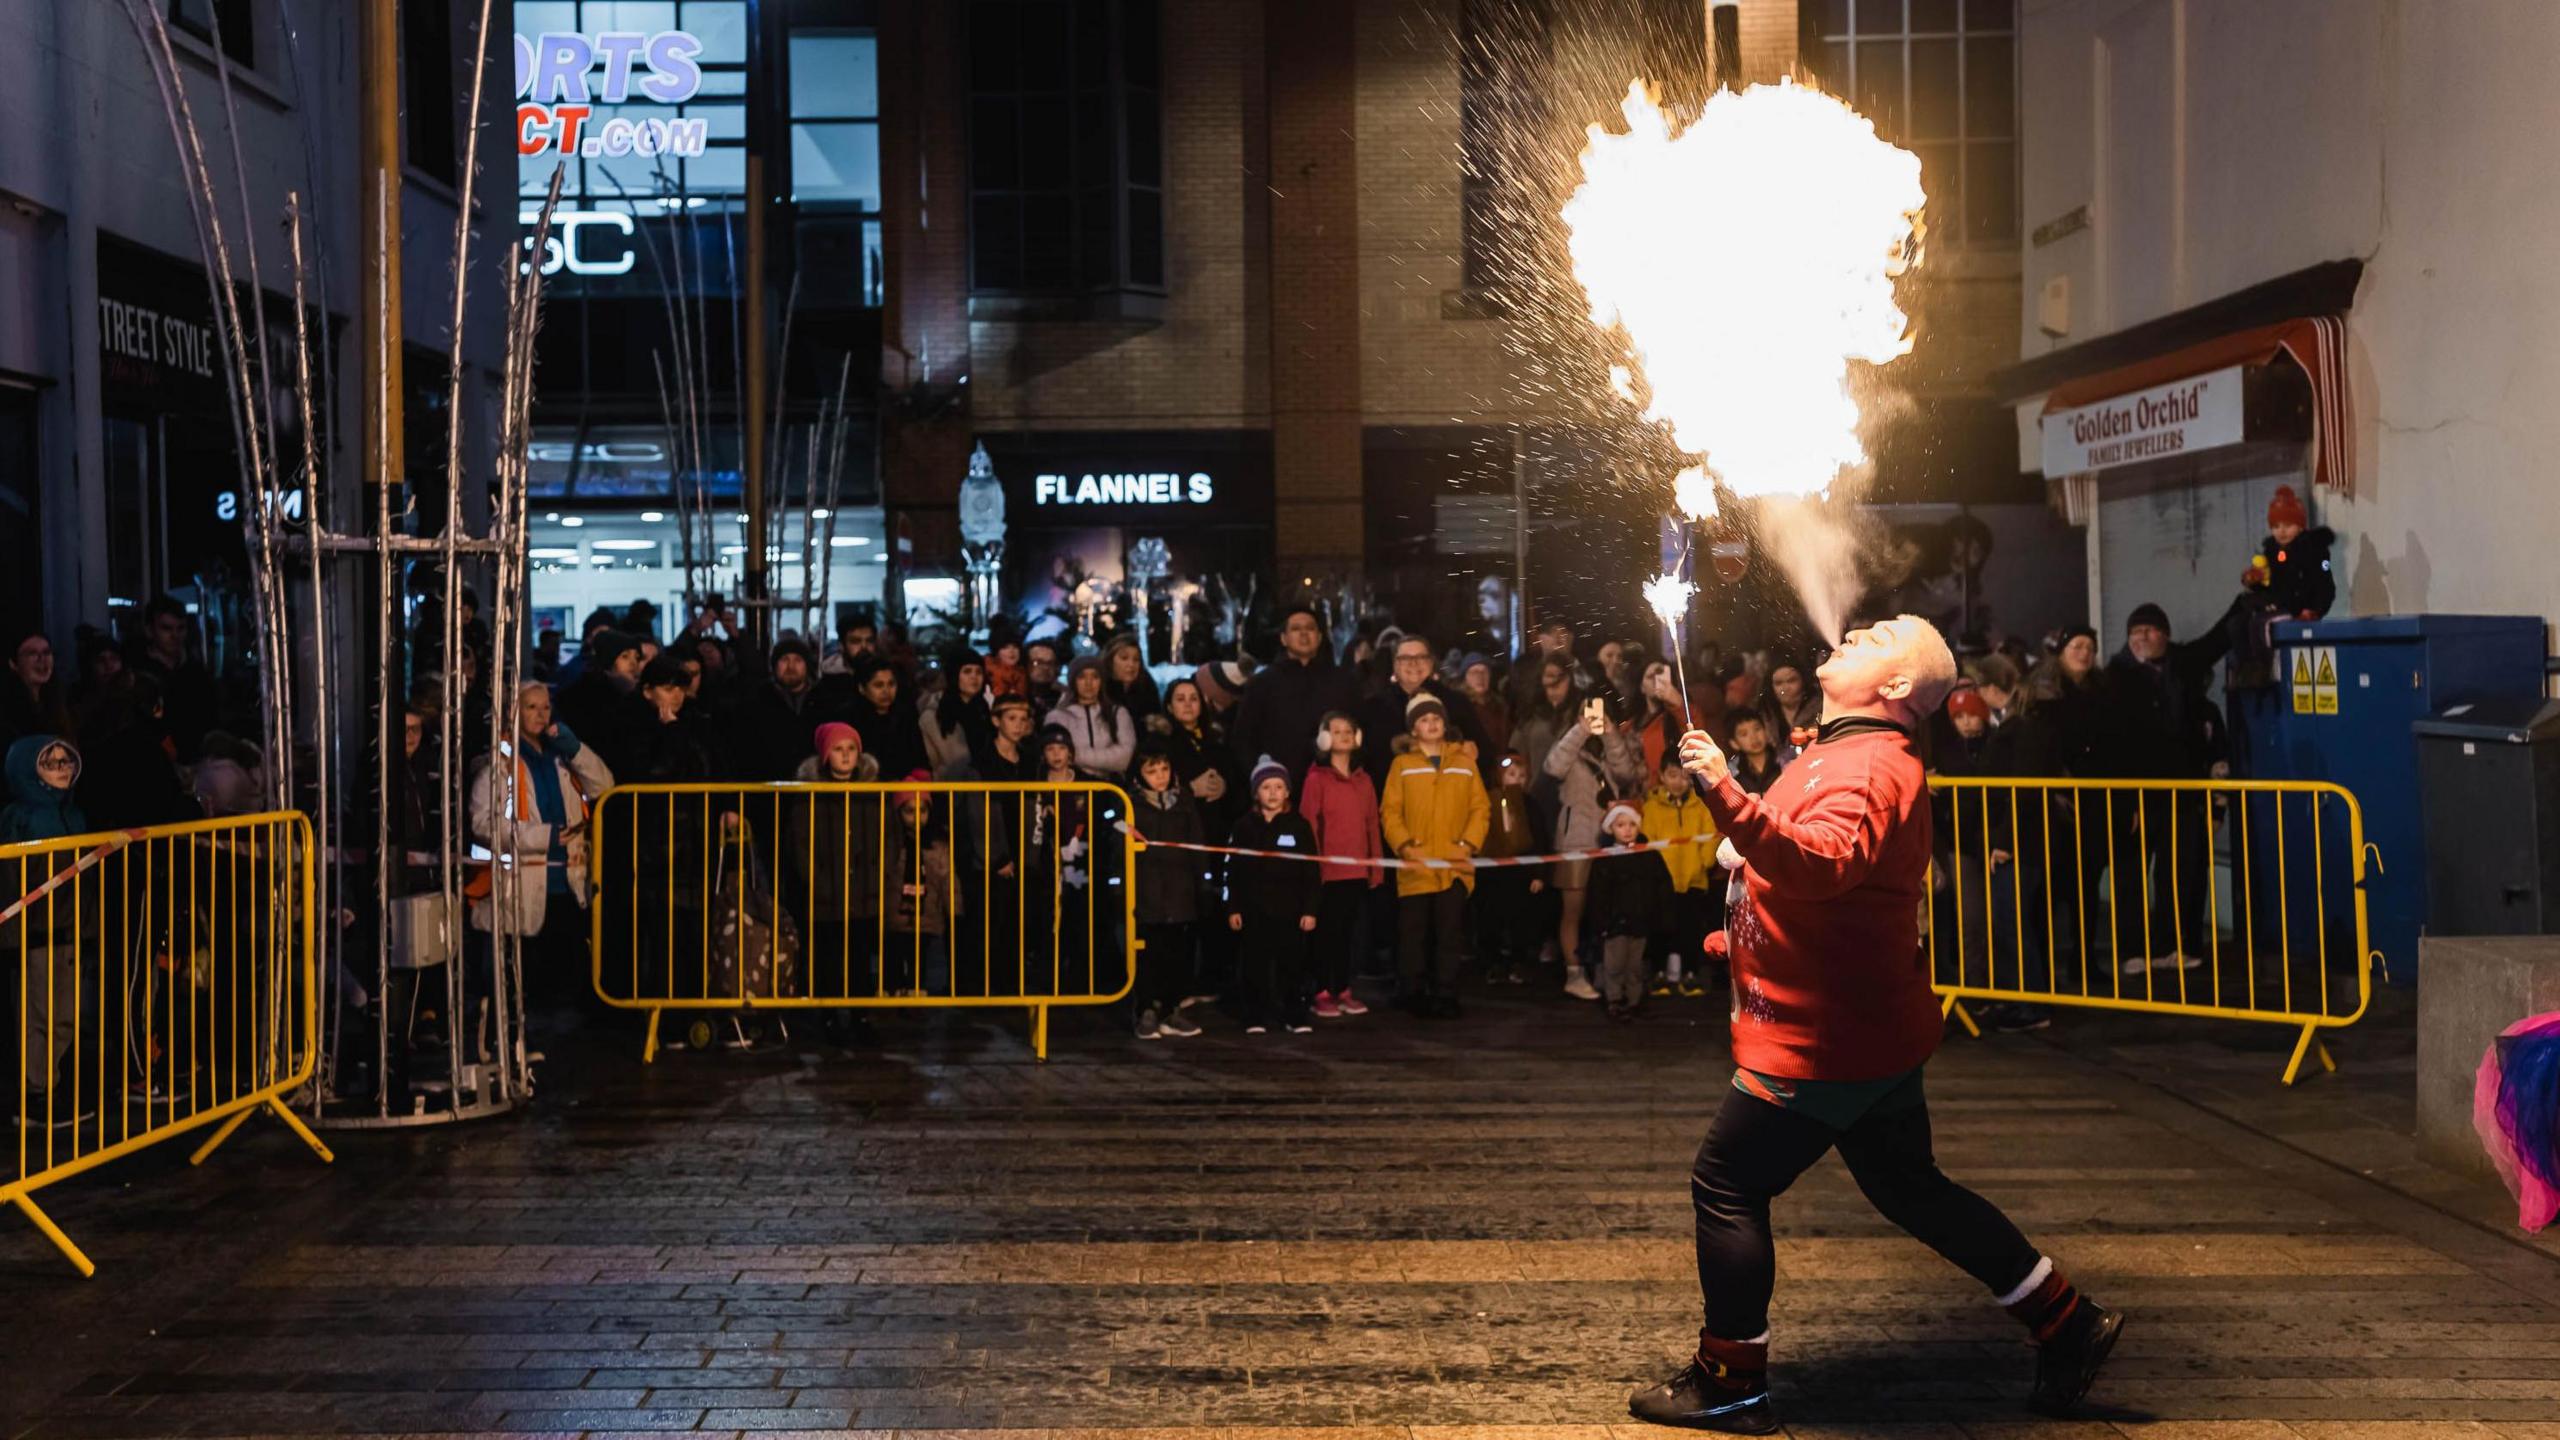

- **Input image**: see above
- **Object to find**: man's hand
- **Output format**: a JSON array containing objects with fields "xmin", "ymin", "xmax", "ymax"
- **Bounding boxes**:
[
  {"xmin": 1228, "ymin": 914, "xmax": 1244, "ymax": 932},
  {"xmin": 1677, "ymin": 728, "xmax": 1729, "ymax": 785},
  {"xmin": 1991, "ymin": 847, "xmax": 2012, "ymax": 868},
  {"xmin": 1298, "ymin": 915, "xmax": 1316, "ymax": 932}
]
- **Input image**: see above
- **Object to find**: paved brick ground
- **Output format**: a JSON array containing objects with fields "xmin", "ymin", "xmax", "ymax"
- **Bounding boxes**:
[{"xmin": 2, "ymin": 986, "xmax": 2555, "ymax": 1439}]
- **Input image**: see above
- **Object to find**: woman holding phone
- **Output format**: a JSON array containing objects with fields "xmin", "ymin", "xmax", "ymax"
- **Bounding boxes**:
[{"xmin": 1544, "ymin": 692, "xmax": 1645, "ymax": 1002}]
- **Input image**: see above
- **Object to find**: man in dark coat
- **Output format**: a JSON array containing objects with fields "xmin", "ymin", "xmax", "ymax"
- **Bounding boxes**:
[
  {"xmin": 1358, "ymin": 630, "xmax": 1490, "ymax": 788},
  {"xmin": 731, "ymin": 636, "xmax": 831, "ymax": 781},
  {"xmin": 1229, "ymin": 604, "xmax": 1356, "ymax": 782},
  {"xmin": 2092, "ymin": 601, "xmax": 2232, "ymax": 974}
]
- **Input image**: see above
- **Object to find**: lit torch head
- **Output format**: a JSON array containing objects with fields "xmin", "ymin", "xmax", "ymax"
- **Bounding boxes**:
[{"xmin": 1642, "ymin": 574, "xmax": 1698, "ymax": 629}]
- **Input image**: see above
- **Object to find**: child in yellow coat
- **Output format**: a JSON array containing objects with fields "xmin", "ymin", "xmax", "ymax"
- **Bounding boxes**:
[
  {"xmin": 1381, "ymin": 692, "xmax": 1490, "ymax": 1017},
  {"xmin": 1641, "ymin": 754, "xmax": 1722, "ymax": 995}
]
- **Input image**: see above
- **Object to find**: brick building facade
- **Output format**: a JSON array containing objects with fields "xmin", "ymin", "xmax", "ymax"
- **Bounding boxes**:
[{"xmin": 879, "ymin": 0, "xmax": 2026, "ymax": 650}]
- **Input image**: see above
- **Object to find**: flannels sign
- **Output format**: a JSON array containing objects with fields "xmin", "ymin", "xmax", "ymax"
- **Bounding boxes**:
[
  {"xmin": 2042, "ymin": 365, "xmax": 2245, "ymax": 477},
  {"xmin": 1034, "ymin": 471, "xmax": 1217, "ymax": 506}
]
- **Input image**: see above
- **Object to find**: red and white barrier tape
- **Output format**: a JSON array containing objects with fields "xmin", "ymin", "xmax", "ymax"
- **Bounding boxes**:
[
  {"xmin": 0, "ymin": 829, "xmax": 148, "ymax": 929},
  {"xmin": 1113, "ymin": 823, "xmax": 1717, "ymax": 871}
]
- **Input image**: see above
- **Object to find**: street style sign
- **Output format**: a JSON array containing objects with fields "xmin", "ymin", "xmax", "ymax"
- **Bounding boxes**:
[{"xmin": 2041, "ymin": 364, "xmax": 2245, "ymax": 477}]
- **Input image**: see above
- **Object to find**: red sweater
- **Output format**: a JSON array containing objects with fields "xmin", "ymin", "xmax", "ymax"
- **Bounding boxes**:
[{"xmin": 1701, "ymin": 723, "xmax": 1942, "ymax": 1081}]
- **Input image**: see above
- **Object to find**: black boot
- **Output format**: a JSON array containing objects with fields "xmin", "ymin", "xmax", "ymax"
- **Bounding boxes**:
[
  {"xmin": 2030, "ymin": 1299, "xmax": 2124, "ymax": 1415},
  {"xmin": 1628, "ymin": 1360, "xmax": 1776, "ymax": 1433},
  {"xmin": 1630, "ymin": 1334, "xmax": 1777, "ymax": 1434}
]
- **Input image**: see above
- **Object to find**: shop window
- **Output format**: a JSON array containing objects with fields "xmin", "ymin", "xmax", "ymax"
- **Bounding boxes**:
[
  {"xmin": 0, "ymin": 387, "xmax": 42, "ymax": 631},
  {"xmin": 170, "ymin": 0, "xmax": 256, "ymax": 68},
  {"xmin": 966, "ymin": 0, "xmax": 1164, "ymax": 297},
  {"xmin": 787, "ymin": 28, "xmax": 884, "ymax": 308},
  {"xmin": 1806, "ymin": 0, "xmax": 2016, "ymax": 247},
  {"xmin": 405, "ymin": 0, "xmax": 458, "ymax": 186},
  {"xmin": 514, "ymin": 1, "xmax": 750, "ymax": 217}
]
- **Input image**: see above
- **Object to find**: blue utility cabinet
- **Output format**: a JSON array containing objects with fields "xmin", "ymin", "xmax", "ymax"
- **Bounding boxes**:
[{"xmin": 2242, "ymin": 614, "xmax": 2547, "ymax": 979}]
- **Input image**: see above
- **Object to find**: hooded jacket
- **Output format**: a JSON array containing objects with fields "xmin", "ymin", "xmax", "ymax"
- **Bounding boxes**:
[
  {"xmin": 1, "ymin": 736, "xmax": 88, "ymax": 948},
  {"xmin": 1299, "ymin": 756, "xmax": 1384, "ymax": 887},
  {"xmin": 1380, "ymin": 737, "xmax": 1491, "ymax": 897},
  {"xmin": 1641, "ymin": 784, "xmax": 1717, "ymax": 893}
]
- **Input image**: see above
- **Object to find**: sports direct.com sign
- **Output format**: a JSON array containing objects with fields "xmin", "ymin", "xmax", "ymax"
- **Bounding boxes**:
[
  {"xmin": 2041, "ymin": 364, "xmax": 2245, "ymax": 477},
  {"xmin": 515, "ymin": 30, "xmax": 707, "ymax": 159}
]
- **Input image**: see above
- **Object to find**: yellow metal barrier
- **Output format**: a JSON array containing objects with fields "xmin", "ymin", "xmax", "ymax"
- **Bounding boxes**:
[
  {"xmin": 590, "ymin": 782, "xmax": 1140, "ymax": 1060},
  {"xmin": 1927, "ymin": 775, "xmax": 2379, "ymax": 1084},
  {"xmin": 3, "ymin": 811, "xmax": 332, "ymax": 1276}
]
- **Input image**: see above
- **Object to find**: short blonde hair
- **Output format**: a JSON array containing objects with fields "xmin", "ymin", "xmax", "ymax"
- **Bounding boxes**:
[{"xmin": 1892, "ymin": 614, "xmax": 1959, "ymax": 715}]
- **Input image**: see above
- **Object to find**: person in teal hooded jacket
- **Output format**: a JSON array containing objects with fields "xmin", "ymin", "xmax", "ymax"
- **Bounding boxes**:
[{"xmin": 3, "ymin": 734, "xmax": 92, "ymax": 1128}]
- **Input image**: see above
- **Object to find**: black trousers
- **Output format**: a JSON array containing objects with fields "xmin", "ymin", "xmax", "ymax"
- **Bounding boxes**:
[
  {"xmin": 2115, "ymin": 788, "xmax": 2213, "ymax": 961},
  {"xmin": 1136, "ymin": 922, "xmax": 1197, "ymax": 1012},
  {"xmin": 1236, "ymin": 915, "xmax": 1309, "ymax": 1027},
  {"xmin": 1397, "ymin": 886, "xmax": 1470, "ymax": 997},
  {"xmin": 1472, "ymin": 868, "xmax": 1542, "ymax": 971},
  {"xmin": 1691, "ymin": 1076, "xmax": 2041, "ymax": 1341},
  {"xmin": 1313, "ymin": 880, "xmax": 1369, "ymax": 993}
]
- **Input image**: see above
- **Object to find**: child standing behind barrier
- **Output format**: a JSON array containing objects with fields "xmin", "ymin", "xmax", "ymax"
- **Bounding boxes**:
[
  {"xmin": 1474, "ymin": 751, "xmax": 1549, "ymax": 985},
  {"xmin": 1226, "ymin": 756, "xmax": 1320, "ymax": 1035},
  {"xmin": 1583, "ymin": 801, "xmax": 1670, "ymax": 1021},
  {"xmin": 1381, "ymin": 693, "xmax": 1489, "ymax": 1019},
  {"xmin": 882, "ymin": 771, "xmax": 955, "ymax": 997},
  {"xmin": 1300, "ymin": 712, "xmax": 1383, "ymax": 1019},
  {"xmin": 3, "ymin": 736, "xmax": 90, "ymax": 1128},
  {"xmin": 1129, "ymin": 745, "xmax": 1209, "ymax": 1040},
  {"xmin": 1642, "ymin": 755, "xmax": 1721, "ymax": 995}
]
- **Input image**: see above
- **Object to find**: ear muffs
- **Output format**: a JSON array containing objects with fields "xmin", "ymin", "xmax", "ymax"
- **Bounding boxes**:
[{"xmin": 1314, "ymin": 717, "xmax": 1364, "ymax": 755}]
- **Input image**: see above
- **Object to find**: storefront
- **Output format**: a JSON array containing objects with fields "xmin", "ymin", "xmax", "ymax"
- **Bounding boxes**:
[
  {"xmin": 2029, "ymin": 311, "xmax": 2353, "ymax": 640},
  {"xmin": 93, "ymin": 232, "xmax": 323, "ymax": 675},
  {"xmin": 971, "ymin": 430, "xmax": 1274, "ymax": 656}
]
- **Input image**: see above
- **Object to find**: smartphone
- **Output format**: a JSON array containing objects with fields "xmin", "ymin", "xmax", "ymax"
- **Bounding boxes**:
[{"xmin": 1581, "ymin": 697, "xmax": 1608, "ymax": 725}]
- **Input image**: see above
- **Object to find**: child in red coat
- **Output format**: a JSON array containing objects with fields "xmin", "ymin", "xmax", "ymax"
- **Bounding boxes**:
[{"xmin": 1630, "ymin": 615, "xmax": 2121, "ymax": 1433}]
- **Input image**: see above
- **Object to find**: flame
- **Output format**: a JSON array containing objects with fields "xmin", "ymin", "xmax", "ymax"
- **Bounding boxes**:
[
  {"xmin": 1671, "ymin": 466, "xmax": 1717, "ymax": 521},
  {"xmin": 1642, "ymin": 573, "xmax": 1698, "ymax": 626},
  {"xmin": 1564, "ymin": 79, "xmax": 1924, "ymax": 500}
]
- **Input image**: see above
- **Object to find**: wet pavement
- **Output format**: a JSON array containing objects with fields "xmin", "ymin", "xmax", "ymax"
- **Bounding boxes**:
[{"xmin": 2, "ymin": 983, "xmax": 2555, "ymax": 1439}]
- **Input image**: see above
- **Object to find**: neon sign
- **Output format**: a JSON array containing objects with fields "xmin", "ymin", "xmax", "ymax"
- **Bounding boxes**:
[{"xmin": 514, "ymin": 30, "xmax": 708, "ymax": 159}]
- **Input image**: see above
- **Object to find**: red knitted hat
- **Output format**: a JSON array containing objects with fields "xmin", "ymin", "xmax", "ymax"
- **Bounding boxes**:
[
  {"xmin": 2267, "ymin": 485, "xmax": 2307, "ymax": 530},
  {"xmin": 1946, "ymin": 687, "xmax": 1990, "ymax": 723}
]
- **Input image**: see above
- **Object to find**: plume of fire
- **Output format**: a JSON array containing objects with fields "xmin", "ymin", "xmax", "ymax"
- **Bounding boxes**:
[
  {"xmin": 1564, "ymin": 79, "xmax": 1926, "ymax": 642},
  {"xmin": 1671, "ymin": 466, "xmax": 1717, "ymax": 522}
]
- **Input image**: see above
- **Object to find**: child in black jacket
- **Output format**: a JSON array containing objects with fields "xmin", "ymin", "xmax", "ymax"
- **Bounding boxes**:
[
  {"xmin": 1226, "ymin": 755, "xmax": 1322, "ymax": 1034},
  {"xmin": 1583, "ymin": 801, "xmax": 1670, "ymax": 1020},
  {"xmin": 1130, "ymin": 744, "xmax": 1211, "ymax": 1039}
]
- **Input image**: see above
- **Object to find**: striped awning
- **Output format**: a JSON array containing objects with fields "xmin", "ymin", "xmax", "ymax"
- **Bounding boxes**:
[{"xmin": 2040, "ymin": 316, "xmax": 2356, "ymax": 496}]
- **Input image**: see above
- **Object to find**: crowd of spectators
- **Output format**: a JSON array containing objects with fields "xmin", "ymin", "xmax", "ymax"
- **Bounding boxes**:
[{"xmin": 0, "ymin": 486, "xmax": 2337, "ymax": 1066}]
